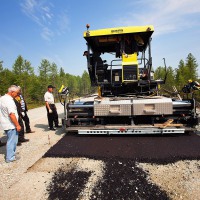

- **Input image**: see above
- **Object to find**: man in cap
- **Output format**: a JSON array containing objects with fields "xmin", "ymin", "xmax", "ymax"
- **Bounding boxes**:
[{"xmin": 44, "ymin": 85, "xmax": 61, "ymax": 131}]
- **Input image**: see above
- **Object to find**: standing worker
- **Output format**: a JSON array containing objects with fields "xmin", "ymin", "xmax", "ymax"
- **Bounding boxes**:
[
  {"xmin": 14, "ymin": 94, "xmax": 29, "ymax": 144},
  {"xmin": 44, "ymin": 85, "xmax": 61, "ymax": 131},
  {"xmin": 0, "ymin": 94, "xmax": 5, "ymax": 147},
  {"xmin": 0, "ymin": 85, "xmax": 21, "ymax": 163},
  {"xmin": 18, "ymin": 86, "xmax": 35, "ymax": 133}
]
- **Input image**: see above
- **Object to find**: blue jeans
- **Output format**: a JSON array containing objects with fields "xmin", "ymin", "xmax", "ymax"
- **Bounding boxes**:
[{"xmin": 5, "ymin": 129, "xmax": 18, "ymax": 162}]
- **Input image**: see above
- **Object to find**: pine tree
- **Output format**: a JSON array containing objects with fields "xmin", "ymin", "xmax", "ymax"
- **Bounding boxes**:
[
  {"xmin": 0, "ymin": 61, "xmax": 3, "ymax": 72},
  {"xmin": 185, "ymin": 53, "xmax": 198, "ymax": 81},
  {"xmin": 175, "ymin": 59, "xmax": 186, "ymax": 90},
  {"xmin": 81, "ymin": 70, "xmax": 91, "ymax": 95},
  {"xmin": 165, "ymin": 66, "xmax": 175, "ymax": 90}
]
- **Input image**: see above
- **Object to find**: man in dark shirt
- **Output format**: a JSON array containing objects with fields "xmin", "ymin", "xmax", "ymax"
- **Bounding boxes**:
[
  {"xmin": 14, "ymin": 95, "xmax": 29, "ymax": 145},
  {"xmin": 18, "ymin": 87, "xmax": 35, "ymax": 133}
]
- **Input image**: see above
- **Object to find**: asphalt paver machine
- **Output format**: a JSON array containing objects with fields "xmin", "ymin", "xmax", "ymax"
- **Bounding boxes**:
[{"xmin": 60, "ymin": 24, "xmax": 199, "ymax": 134}]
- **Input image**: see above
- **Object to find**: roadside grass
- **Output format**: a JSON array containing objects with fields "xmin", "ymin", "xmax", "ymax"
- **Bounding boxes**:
[{"xmin": 27, "ymin": 102, "xmax": 44, "ymax": 109}]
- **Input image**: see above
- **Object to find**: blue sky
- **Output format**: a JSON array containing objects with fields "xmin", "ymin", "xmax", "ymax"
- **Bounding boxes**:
[{"xmin": 0, "ymin": 0, "xmax": 200, "ymax": 76}]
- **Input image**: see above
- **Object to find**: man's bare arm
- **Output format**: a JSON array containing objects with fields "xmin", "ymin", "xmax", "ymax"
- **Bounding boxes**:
[
  {"xmin": 45, "ymin": 102, "xmax": 53, "ymax": 113},
  {"xmin": 9, "ymin": 113, "xmax": 21, "ymax": 132}
]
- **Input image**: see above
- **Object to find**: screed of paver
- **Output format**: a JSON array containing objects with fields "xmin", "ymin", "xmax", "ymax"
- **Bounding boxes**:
[{"xmin": 137, "ymin": 160, "xmax": 200, "ymax": 200}]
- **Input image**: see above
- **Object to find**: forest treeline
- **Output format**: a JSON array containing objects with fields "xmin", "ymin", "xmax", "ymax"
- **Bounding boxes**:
[
  {"xmin": 0, "ymin": 53, "xmax": 199, "ymax": 106},
  {"xmin": 0, "ymin": 55, "xmax": 95, "ymax": 106}
]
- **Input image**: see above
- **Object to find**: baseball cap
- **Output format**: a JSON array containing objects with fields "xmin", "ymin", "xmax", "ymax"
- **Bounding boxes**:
[{"xmin": 48, "ymin": 85, "xmax": 55, "ymax": 88}]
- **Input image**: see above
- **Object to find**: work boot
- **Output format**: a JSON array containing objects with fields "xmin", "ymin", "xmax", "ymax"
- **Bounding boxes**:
[
  {"xmin": 6, "ymin": 155, "xmax": 20, "ymax": 163},
  {"xmin": 17, "ymin": 142, "xmax": 22, "ymax": 146},
  {"xmin": 19, "ymin": 138, "xmax": 29, "ymax": 143},
  {"xmin": 55, "ymin": 125, "xmax": 62, "ymax": 128},
  {"xmin": 26, "ymin": 130, "xmax": 35, "ymax": 133},
  {"xmin": 50, "ymin": 128, "xmax": 56, "ymax": 131}
]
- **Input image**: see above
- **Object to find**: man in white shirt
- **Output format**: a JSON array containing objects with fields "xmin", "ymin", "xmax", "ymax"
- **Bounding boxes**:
[
  {"xmin": 0, "ymin": 85, "xmax": 21, "ymax": 163},
  {"xmin": 44, "ymin": 85, "xmax": 61, "ymax": 131}
]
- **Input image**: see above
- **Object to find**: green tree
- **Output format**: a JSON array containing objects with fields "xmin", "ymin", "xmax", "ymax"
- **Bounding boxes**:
[
  {"xmin": 12, "ymin": 56, "xmax": 35, "ymax": 99},
  {"xmin": 154, "ymin": 66, "xmax": 176, "ymax": 93},
  {"xmin": 154, "ymin": 66, "xmax": 166, "ymax": 80},
  {"xmin": 38, "ymin": 59, "xmax": 51, "ymax": 81},
  {"xmin": 65, "ymin": 73, "xmax": 79, "ymax": 99},
  {"xmin": 50, "ymin": 62, "xmax": 58, "ymax": 88},
  {"xmin": 12, "ymin": 55, "xmax": 23, "ymax": 75},
  {"xmin": 28, "ymin": 76, "xmax": 44, "ymax": 102},
  {"xmin": 58, "ymin": 67, "xmax": 68, "ymax": 88},
  {"xmin": 0, "ymin": 60, "xmax": 3, "ymax": 72},
  {"xmin": 59, "ymin": 67, "xmax": 65, "ymax": 77},
  {"xmin": 0, "ymin": 69, "xmax": 16, "ymax": 95},
  {"xmin": 21, "ymin": 60, "xmax": 35, "ymax": 99},
  {"xmin": 81, "ymin": 70, "xmax": 91, "ymax": 95},
  {"xmin": 12, "ymin": 55, "xmax": 24, "ymax": 86},
  {"xmin": 23, "ymin": 60, "xmax": 34, "ymax": 75},
  {"xmin": 38, "ymin": 59, "xmax": 52, "ymax": 98},
  {"xmin": 175, "ymin": 54, "xmax": 198, "ymax": 91},
  {"xmin": 165, "ymin": 66, "xmax": 175, "ymax": 90},
  {"xmin": 185, "ymin": 53, "xmax": 198, "ymax": 81},
  {"xmin": 175, "ymin": 59, "xmax": 186, "ymax": 90}
]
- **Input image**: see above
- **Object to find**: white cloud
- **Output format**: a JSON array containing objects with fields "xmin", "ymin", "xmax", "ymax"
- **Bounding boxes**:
[
  {"xmin": 20, "ymin": 0, "xmax": 43, "ymax": 26},
  {"xmin": 114, "ymin": 0, "xmax": 200, "ymax": 36},
  {"xmin": 41, "ymin": 27, "xmax": 54, "ymax": 41},
  {"xmin": 20, "ymin": 0, "xmax": 70, "ymax": 41},
  {"xmin": 57, "ymin": 11, "xmax": 70, "ymax": 34}
]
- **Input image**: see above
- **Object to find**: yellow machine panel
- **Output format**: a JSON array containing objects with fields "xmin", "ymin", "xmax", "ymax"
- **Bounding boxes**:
[{"xmin": 83, "ymin": 25, "xmax": 154, "ymax": 37}]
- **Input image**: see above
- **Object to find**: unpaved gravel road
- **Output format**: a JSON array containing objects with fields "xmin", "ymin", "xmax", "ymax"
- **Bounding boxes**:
[{"xmin": 0, "ymin": 103, "xmax": 200, "ymax": 200}]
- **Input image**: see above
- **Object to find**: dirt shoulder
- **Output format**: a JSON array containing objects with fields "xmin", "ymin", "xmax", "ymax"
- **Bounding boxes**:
[{"xmin": 0, "ymin": 103, "xmax": 65, "ymax": 200}]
